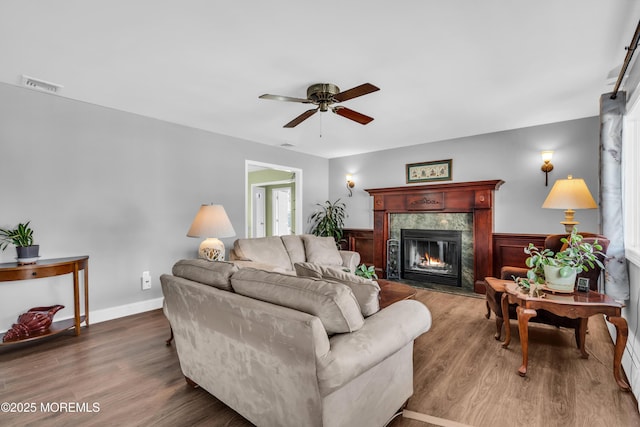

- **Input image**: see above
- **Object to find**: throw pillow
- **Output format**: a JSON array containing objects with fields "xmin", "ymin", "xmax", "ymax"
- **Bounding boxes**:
[
  {"xmin": 301, "ymin": 235, "xmax": 343, "ymax": 266},
  {"xmin": 295, "ymin": 262, "xmax": 381, "ymax": 317},
  {"xmin": 172, "ymin": 259, "xmax": 238, "ymax": 291},
  {"xmin": 293, "ymin": 261, "xmax": 323, "ymax": 279},
  {"xmin": 231, "ymin": 268, "xmax": 364, "ymax": 334}
]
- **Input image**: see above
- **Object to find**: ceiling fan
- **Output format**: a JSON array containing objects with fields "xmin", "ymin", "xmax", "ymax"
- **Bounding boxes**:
[{"xmin": 259, "ymin": 82, "xmax": 380, "ymax": 128}]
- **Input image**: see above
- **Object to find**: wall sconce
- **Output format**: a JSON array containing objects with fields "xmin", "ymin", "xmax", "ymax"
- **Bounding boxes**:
[
  {"xmin": 346, "ymin": 174, "xmax": 355, "ymax": 197},
  {"xmin": 540, "ymin": 151, "xmax": 554, "ymax": 186}
]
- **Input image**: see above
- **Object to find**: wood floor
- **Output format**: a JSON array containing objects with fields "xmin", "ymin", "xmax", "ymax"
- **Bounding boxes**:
[{"xmin": 0, "ymin": 288, "xmax": 638, "ymax": 427}]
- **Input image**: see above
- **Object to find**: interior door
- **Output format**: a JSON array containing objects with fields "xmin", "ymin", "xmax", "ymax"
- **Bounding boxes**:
[
  {"xmin": 253, "ymin": 186, "xmax": 266, "ymax": 238},
  {"xmin": 272, "ymin": 187, "xmax": 291, "ymax": 236}
]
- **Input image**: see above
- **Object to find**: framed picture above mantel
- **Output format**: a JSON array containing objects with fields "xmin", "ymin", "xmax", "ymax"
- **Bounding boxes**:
[{"xmin": 406, "ymin": 159, "xmax": 452, "ymax": 183}]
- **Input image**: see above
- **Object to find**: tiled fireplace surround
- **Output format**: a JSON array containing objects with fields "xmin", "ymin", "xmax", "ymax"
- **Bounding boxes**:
[{"xmin": 366, "ymin": 180, "xmax": 504, "ymax": 293}]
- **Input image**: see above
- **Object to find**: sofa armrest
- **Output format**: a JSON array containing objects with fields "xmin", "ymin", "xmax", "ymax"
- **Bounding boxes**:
[
  {"xmin": 338, "ymin": 250, "xmax": 360, "ymax": 273},
  {"xmin": 317, "ymin": 299, "xmax": 431, "ymax": 395}
]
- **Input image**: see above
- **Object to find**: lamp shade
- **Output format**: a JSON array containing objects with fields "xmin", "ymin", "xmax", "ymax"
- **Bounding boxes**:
[
  {"xmin": 187, "ymin": 204, "xmax": 236, "ymax": 238},
  {"xmin": 187, "ymin": 204, "xmax": 236, "ymax": 261},
  {"xmin": 542, "ymin": 176, "xmax": 597, "ymax": 209}
]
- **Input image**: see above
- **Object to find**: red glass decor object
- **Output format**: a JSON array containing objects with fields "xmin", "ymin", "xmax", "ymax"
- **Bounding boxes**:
[{"xmin": 3, "ymin": 305, "xmax": 65, "ymax": 342}]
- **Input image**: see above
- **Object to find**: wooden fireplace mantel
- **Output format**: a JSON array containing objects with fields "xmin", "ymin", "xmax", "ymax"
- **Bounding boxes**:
[{"xmin": 365, "ymin": 180, "xmax": 504, "ymax": 293}]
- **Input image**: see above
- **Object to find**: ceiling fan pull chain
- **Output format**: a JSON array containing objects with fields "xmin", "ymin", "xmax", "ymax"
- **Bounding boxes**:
[{"xmin": 319, "ymin": 112, "xmax": 323, "ymax": 138}]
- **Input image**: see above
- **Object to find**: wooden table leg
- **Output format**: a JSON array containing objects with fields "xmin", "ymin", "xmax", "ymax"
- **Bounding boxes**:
[
  {"xmin": 495, "ymin": 315, "xmax": 504, "ymax": 341},
  {"xmin": 84, "ymin": 261, "xmax": 90, "ymax": 327},
  {"xmin": 485, "ymin": 288, "xmax": 504, "ymax": 340},
  {"xmin": 517, "ymin": 307, "xmax": 537, "ymax": 377},
  {"xmin": 73, "ymin": 262, "xmax": 81, "ymax": 336},
  {"xmin": 578, "ymin": 317, "xmax": 589, "ymax": 359},
  {"xmin": 501, "ymin": 293, "xmax": 511, "ymax": 348},
  {"xmin": 606, "ymin": 315, "xmax": 631, "ymax": 391}
]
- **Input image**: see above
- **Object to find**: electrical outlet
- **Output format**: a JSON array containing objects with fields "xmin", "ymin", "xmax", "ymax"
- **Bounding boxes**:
[{"xmin": 141, "ymin": 271, "xmax": 151, "ymax": 290}]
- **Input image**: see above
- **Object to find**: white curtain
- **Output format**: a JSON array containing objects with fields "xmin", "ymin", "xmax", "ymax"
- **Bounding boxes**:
[{"xmin": 600, "ymin": 92, "xmax": 630, "ymax": 301}]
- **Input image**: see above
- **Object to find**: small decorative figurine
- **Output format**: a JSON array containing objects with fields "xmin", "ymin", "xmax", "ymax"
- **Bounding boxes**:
[{"xmin": 2, "ymin": 305, "xmax": 65, "ymax": 342}]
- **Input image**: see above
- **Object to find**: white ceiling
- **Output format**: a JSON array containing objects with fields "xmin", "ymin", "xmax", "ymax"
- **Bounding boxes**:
[{"xmin": 1, "ymin": 1, "xmax": 638, "ymax": 158}]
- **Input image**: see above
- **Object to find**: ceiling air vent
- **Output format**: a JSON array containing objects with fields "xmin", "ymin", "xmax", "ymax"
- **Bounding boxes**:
[{"xmin": 21, "ymin": 75, "xmax": 63, "ymax": 94}]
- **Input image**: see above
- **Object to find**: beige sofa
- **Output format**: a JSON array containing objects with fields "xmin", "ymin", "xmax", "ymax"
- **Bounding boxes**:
[
  {"xmin": 229, "ymin": 234, "xmax": 360, "ymax": 274},
  {"xmin": 161, "ymin": 259, "xmax": 431, "ymax": 427}
]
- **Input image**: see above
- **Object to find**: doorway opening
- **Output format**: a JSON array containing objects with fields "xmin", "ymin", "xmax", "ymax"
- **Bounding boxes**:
[{"xmin": 245, "ymin": 161, "xmax": 302, "ymax": 238}]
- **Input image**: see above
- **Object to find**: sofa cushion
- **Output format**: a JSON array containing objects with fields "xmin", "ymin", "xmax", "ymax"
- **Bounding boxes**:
[
  {"xmin": 232, "ymin": 236, "xmax": 294, "ymax": 271},
  {"xmin": 231, "ymin": 268, "xmax": 364, "ymax": 334},
  {"xmin": 301, "ymin": 235, "xmax": 343, "ymax": 266},
  {"xmin": 295, "ymin": 263, "xmax": 381, "ymax": 317},
  {"xmin": 172, "ymin": 259, "xmax": 238, "ymax": 291},
  {"xmin": 281, "ymin": 234, "xmax": 307, "ymax": 265}
]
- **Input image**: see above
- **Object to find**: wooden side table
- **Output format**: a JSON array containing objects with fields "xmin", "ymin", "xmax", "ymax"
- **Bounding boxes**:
[
  {"xmin": 0, "ymin": 256, "xmax": 89, "ymax": 345},
  {"xmin": 500, "ymin": 281, "xmax": 629, "ymax": 391},
  {"xmin": 377, "ymin": 279, "xmax": 417, "ymax": 309}
]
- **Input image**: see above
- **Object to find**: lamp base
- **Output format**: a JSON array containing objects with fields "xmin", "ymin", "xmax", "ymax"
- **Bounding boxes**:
[
  {"xmin": 198, "ymin": 237, "xmax": 225, "ymax": 261},
  {"xmin": 561, "ymin": 209, "xmax": 578, "ymax": 233}
]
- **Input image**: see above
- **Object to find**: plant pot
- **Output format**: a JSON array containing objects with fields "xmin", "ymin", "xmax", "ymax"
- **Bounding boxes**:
[
  {"xmin": 16, "ymin": 245, "xmax": 39, "ymax": 263},
  {"xmin": 543, "ymin": 264, "xmax": 577, "ymax": 292}
]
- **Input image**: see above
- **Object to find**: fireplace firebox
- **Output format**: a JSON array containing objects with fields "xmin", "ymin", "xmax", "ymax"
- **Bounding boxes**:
[{"xmin": 401, "ymin": 229, "xmax": 462, "ymax": 287}]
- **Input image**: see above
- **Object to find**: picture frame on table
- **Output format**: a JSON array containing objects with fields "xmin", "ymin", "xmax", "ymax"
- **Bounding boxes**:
[
  {"xmin": 576, "ymin": 277, "xmax": 590, "ymax": 292},
  {"xmin": 406, "ymin": 159, "xmax": 452, "ymax": 183}
]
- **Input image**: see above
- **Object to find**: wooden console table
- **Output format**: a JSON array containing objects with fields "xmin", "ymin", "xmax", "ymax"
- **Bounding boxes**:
[
  {"xmin": 0, "ymin": 256, "xmax": 89, "ymax": 345},
  {"xmin": 500, "ymin": 281, "xmax": 629, "ymax": 391}
]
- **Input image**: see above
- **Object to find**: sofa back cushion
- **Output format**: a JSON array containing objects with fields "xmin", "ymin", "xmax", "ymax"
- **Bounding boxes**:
[
  {"xmin": 232, "ymin": 236, "xmax": 293, "ymax": 271},
  {"xmin": 295, "ymin": 263, "xmax": 381, "ymax": 317},
  {"xmin": 301, "ymin": 235, "xmax": 343, "ymax": 266},
  {"xmin": 231, "ymin": 268, "xmax": 364, "ymax": 334},
  {"xmin": 172, "ymin": 259, "xmax": 238, "ymax": 291},
  {"xmin": 281, "ymin": 234, "xmax": 307, "ymax": 265}
]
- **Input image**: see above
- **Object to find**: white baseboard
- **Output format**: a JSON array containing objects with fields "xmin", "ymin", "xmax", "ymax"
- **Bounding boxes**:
[{"xmin": 89, "ymin": 297, "xmax": 164, "ymax": 324}]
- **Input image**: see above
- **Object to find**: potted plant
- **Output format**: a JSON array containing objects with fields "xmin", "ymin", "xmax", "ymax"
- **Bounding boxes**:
[
  {"xmin": 354, "ymin": 264, "xmax": 378, "ymax": 280},
  {"xmin": 522, "ymin": 228, "xmax": 605, "ymax": 292},
  {"xmin": 308, "ymin": 199, "xmax": 347, "ymax": 247},
  {"xmin": 0, "ymin": 221, "xmax": 40, "ymax": 262}
]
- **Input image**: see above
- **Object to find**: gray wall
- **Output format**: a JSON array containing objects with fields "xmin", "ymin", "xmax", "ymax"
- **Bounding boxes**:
[
  {"xmin": 329, "ymin": 116, "xmax": 600, "ymax": 235},
  {"xmin": 0, "ymin": 83, "xmax": 328, "ymax": 329}
]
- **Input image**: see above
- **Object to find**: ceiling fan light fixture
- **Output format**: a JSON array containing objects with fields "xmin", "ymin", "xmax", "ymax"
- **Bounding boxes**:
[{"xmin": 259, "ymin": 82, "xmax": 379, "ymax": 128}]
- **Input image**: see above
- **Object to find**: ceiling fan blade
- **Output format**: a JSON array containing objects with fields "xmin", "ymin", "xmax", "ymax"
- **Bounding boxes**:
[
  {"xmin": 332, "ymin": 83, "xmax": 380, "ymax": 102},
  {"xmin": 259, "ymin": 94, "xmax": 312, "ymax": 103},
  {"xmin": 284, "ymin": 108, "xmax": 319, "ymax": 128},
  {"xmin": 332, "ymin": 106, "xmax": 374, "ymax": 125}
]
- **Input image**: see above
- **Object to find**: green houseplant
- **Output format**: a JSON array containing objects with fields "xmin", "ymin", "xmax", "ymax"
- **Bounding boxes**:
[
  {"xmin": 0, "ymin": 221, "xmax": 39, "ymax": 261},
  {"xmin": 522, "ymin": 227, "xmax": 605, "ymax": 292},
  {"xmin": 354, "ymin": 264, "xmax": 378, "ymax": 280},
  {"xmin": 308, "ymin": 199, "xmax": 347, "ymax": 246}
]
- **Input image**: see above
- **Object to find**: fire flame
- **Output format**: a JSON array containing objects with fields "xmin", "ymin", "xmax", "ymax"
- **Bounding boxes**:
[{"xmin": 423, "ymin": 253, "xmax": 445, "ymax": 267}]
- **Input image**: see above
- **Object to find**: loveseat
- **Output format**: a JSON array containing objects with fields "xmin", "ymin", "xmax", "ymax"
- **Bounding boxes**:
[
  {"xmin": 230, "ymin": 234, "xmax": 360, "ymax": 274},
  {"xmin": 161, "ymin": 259, "xmax": 431, "ymax": 427}
]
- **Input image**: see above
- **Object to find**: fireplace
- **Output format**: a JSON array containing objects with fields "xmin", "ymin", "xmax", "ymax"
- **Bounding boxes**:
[
  {"xmin": 401, "ymin": 229, "xmax": 462, "ymax": 287},
  {"xmin": 365, "ymin": 180, "xmax": 504, "ymax": 293}
]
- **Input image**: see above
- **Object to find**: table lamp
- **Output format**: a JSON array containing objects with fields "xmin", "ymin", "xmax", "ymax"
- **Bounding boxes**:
[
  {"xmin": 187, "ymin": 204, "xmax": 236, "ymax": 261},
  {"xmin": 542, "ymin": 175, "xmax": 597, "ymax": 232}
]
